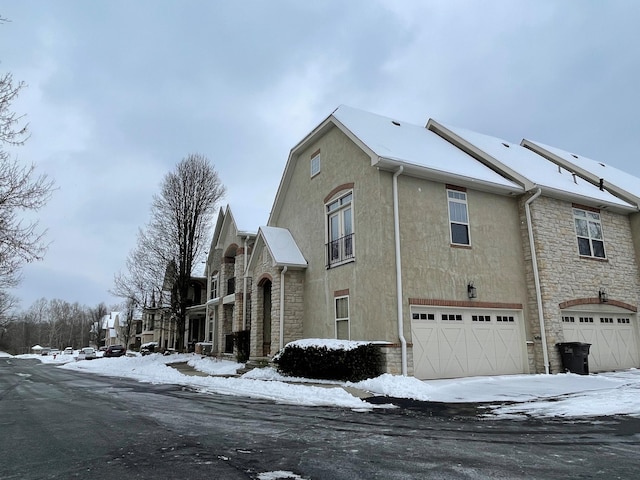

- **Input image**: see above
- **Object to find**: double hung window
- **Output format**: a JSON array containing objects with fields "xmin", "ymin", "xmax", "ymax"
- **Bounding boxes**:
[
  {"xmin": 326, "ymin": 192, "xmax": 354, "ymax": 267},
  {"xmin": 210, "ymin": 274, "xmax": 219, "ymax": 300},
  {"xmin": 447, "ymin": 189, "xmax": 470, "ymax": 246},
  {"xmin": 335, "ymin": 296, "xmax": 350, "ymax": 340},
  {"xmin": 573, "ymin": 208, "xmax": 606, "ymax": 258}
]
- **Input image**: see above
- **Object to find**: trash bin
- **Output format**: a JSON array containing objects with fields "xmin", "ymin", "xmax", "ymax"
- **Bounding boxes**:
[{"xmin": 556, "ymin": 342, "xmax": 591, "ymax": 374}]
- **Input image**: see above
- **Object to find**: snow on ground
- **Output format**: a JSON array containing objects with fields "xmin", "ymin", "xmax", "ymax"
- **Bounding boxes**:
[{"xmin": 4, "ymin": 351, "xmax": 640, "ymax": 419}]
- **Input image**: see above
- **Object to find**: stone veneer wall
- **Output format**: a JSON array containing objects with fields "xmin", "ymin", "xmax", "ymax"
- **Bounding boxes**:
[
  {"xmin": 520, "ymin": 194, "xmax": 640, "ymax": 373},
  {"xmin": 379, "ymin": 344, "xmax": 414, "ymax": 376}
]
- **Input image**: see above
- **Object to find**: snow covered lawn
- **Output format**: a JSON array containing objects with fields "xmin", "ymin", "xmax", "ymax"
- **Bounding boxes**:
[{"xmin": 6, "ymin": 351, "xmax": 640, "ymax": 419}]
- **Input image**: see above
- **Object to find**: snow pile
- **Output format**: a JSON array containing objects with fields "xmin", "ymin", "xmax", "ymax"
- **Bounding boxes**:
[{"xmin": 6, "ymin": 350, "xmax": 640, "ymax": 418}]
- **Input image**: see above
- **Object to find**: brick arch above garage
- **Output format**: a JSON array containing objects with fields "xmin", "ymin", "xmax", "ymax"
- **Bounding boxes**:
[{"xmin": 559, "ymin": 298, "xmax": 637, "ymax": 312}]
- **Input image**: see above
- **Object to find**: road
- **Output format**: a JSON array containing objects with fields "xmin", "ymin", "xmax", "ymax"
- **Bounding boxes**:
[{"xmin": 1, "ymin": 357, "xmax": 639, "ymax": 479}]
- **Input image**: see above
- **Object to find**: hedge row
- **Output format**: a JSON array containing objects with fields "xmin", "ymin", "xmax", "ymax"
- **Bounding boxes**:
[{"xmin": 274, "ymin": 343, "xmax": 383, "ymax": 382}]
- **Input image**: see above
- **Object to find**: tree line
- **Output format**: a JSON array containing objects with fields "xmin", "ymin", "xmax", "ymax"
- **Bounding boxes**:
[{"xmin": 0, "ymin": 299, "xmax": 110, "ymax": 354}]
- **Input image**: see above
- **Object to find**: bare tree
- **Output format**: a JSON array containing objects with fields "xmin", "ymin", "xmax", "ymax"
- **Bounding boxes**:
[
  {"xmin": 138, "ymin": 154, "xmax": 225, "ymax": 351},
  {"xmin": 0, "ymin": 33, "xmax": 54, "ymax": 290}
]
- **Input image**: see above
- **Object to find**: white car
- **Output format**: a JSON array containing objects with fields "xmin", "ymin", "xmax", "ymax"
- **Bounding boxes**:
[
  {"xmin": 77, "ymin": 347, "xmax": 96, "ymax": 360},
  {"xmin": 63, "ymin": 347, "xmax": 74, "ymax": 355}
]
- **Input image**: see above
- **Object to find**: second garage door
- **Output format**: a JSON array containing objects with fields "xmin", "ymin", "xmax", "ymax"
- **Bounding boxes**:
[
  {"xmin": 561, "ymin": 311, "xmax": 639, "ymax": 372},
  {"xmin": 411, "ymin": 306, "xmax": 527, "ymax": 380}
]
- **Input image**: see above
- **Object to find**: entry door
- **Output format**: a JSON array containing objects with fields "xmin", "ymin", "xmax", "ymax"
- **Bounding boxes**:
[{"xmin": 262, "ymin": 281, "xmax": 272, "ymax": 356}]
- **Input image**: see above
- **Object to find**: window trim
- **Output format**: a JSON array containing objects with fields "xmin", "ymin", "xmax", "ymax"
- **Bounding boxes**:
[
  {"xmin": 447, "ymin": 188, "xmax": 471, "ymax": 246},
  {"xmin": 325, "ymin": 190, "xmax": 355, "ymax": 268},
  {"xmin": 335, "ymin": 295, "xmax": 350, "ymax": 340},
  {"xmin": 572, "ymin": 207, "xmax": 606, "ymax": 259},
  {"xmin": 310, "ymin": 152, "xmax": 321, "ymax": 178}
]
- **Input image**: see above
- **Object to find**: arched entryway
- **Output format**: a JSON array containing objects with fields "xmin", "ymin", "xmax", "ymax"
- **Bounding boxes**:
[{"xmin": 262, "ymin": 280, "xmax": 272, "ymax": 356}]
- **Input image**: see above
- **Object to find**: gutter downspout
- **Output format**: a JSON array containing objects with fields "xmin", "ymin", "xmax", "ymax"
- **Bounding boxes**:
[
  {"xmin": 525, "ymin": 188, "xmax": 550, "ymax": 374},
  {"xmin": 279, "ymin": 266, "xmax": 288, "ymax": 350},
  {"xmin": 393, "ymin": 166, "xmax": 408, "ymax": 376},
  {"xmin": 242, "ymin": 236, "xmax": 249, "ymax": 330}
]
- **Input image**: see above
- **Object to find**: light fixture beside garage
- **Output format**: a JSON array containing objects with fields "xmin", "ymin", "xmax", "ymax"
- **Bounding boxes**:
[
  {"xmin": 467, "ymin": 282, "xmax": 477, "ymax": 299},
  {"xmin": 598, "ymin": 288, "xmax": 608, "ymax": 303}
]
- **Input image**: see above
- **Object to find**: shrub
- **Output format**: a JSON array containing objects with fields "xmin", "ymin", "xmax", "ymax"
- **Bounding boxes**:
[
  {"xmin": 274, "ymin": 340, "xmax": 383, "ymax": 382},
  {"xmin": 233, "ymin": 330, "xmax": 250, "ymax": 363}
]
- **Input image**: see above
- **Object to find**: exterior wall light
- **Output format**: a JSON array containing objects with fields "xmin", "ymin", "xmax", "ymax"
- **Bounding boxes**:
[
  {"xmin": 599, "ymin": 288, "xmax": 608, "ymax": 303},
  {"xmin": 467, "ymin": 282, "xmax": 477, "ymax": 299}
]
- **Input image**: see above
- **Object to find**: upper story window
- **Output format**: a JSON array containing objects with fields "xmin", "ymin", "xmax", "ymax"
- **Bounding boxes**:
[
  {"xmin": 310, "ymin": 152, "xmax": 321, "ymax": 178},
  {"xmin": 447, "ymin": 188, "xmax": 470, "ymax": 246},
  {"xmin": 326, "ymin": 191, "xmax": 354, "ymax": 268},
  {"xmin": 210, "ymin": 274, "xmax": 218, "ymax": 300},
  {"xmin": 573, "ymin": 208, "xmax": 606, "ymax": 258}
]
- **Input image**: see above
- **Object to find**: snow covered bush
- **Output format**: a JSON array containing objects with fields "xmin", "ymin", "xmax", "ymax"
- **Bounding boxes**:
[{"xmin": 273, "ymin": 339, "xmax": 383, "ymax": 382}]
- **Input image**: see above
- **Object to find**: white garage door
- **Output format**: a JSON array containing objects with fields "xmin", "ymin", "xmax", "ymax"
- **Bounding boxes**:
[
  {"xmin": 561, "ymin": 312, "xmax": 640, "ymax": 372},
  {"xmin": 411, "ymin": 306, "xmax": 526, "ymax": 380}
]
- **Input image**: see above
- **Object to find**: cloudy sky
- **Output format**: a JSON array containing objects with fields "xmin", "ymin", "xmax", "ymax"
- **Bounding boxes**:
[{"xmin": 2, "ymin": 1, "xmax": 639, "ymax": 310}]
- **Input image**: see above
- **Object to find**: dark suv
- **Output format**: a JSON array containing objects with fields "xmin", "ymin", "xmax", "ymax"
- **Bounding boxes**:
[{"xmin": 104, "ymin": 345, "xmax": 126, "ymax": 357}]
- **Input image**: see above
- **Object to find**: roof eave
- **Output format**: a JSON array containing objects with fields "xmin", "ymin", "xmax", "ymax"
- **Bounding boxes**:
[
  {"xmin": 537, "ymin": 185, "xmax": 636, "ymax": 214},
  {"xmin": 375, "ymin": 157, "xmax": 524, "ymax": 196}
]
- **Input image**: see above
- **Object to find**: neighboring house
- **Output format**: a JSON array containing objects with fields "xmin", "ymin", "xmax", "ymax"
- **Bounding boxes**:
[
  {"xmin": 201, "ymin": 205, "xmax": 257, "ymax": 355},
  {"xmin": 140, "ymin": 291, "xmax": 176, "ymax": 351},
  {"xmin": 101, "ymin": 312, "xmax": 126, "ymax": 347},
  {"xmin": 203, "ymin": 105, "xmax": 640, "ymax": 380}
]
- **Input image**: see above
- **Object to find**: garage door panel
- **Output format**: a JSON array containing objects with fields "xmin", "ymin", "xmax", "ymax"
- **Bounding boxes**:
[
  {"xmin": 411, "ymin": 307, "xmax": 526, "ymax": 380},
  {"xmin": 562, "ymin": 313, "xmax": 639, "ymax": 372}
]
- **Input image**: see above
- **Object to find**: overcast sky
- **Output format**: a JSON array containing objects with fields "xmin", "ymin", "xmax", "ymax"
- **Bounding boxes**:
[{"xmin": 2, "ymin": 1, "xmax": 640, "ymax": 310}]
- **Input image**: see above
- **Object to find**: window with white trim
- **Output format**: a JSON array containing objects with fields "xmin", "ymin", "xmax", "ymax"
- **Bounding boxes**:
[
  {"xmin": 335, "ymin": 296, "xmax": 350, "ymax": 340},
  {"xmin": 447, "ymin": 189, "xmax": 470, "ymax": 245},
  {"xmin": 210, "ymin": 273, "xmax": 218, "ymax": 300},
  {"xmin": 573, "ymin": 208, "xmax": 606, "ymax": 258},
  {"xmin": 311, "ymin": 153, "xmax": 321, "ymax": 177},
  {"xmin": 326, "ymin": 191, "xmax": 354, "ymax": 267}
]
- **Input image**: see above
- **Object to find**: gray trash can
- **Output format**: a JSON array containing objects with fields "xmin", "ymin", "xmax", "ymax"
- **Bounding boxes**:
[{"xmin": 556, "ymin": 342, "xmax": 591, "ymax": 374}]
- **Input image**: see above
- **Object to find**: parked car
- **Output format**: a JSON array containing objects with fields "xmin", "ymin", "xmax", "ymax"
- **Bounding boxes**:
[
  {"xmin": 77, "ymin": 347, "xmax": 96, "ymax": 360},
  {"xmin": 40, "ymin": 347, "xmax": 51, "ymax": 356},
  {"xmin": 104, "ymin": 345, "xmax": 126, "ymax": 357},
  {"xmin": 63, "ymin": 347, "xmax": 74, "ymax": 355},
  {"xmin": 140, "ymin": 342, "xmax": 158, "ymax": 356},
  {"xmin": 49, "ymin": 348, "xmax": 61, "ymax": 356}
]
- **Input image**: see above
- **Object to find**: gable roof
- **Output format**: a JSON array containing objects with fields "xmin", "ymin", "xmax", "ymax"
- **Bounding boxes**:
[
  {"xmin": 430, "ymin": 123, "xmax": 635, "ymax": 213},
  {"xmin": 521, "ymin": 139, "xmax": 640, "ymax": 208},
  {"xmin": 269, "ymin": 105, "xmax": 523, "ymax": 225},
  {"xmin": 248, "ymin": 226, "xmax": 307, "ymax": 271},
  {"xmin": 216, "ymin": 204, "xmax": 257, "ymax": 250}
]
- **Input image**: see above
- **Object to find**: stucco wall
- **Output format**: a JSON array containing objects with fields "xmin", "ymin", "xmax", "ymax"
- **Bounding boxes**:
[{"xmin": 272, "ymin": 126, "xmax": 399, "ymax": 343}]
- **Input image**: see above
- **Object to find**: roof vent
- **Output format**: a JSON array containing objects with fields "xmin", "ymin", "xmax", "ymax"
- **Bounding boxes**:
[
  {"xmin": 391, "ymin": 120, "xmax": 401, "ymax": 126},
  {"xmin": 501, "ymin": 142, "xmax": 510, "ymax": 148},
  {"xmin": 599, "ymin": 162, "xmax": 606, "ymax": 167},
  {"xmin": 571, "ymin": 154, "xmax": 578, "ymax": 159}
]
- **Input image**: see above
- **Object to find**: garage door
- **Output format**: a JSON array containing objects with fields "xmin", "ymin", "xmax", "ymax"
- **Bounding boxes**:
[
  {"xmin": 411, "ymin": 306, "xmax": 527, "ymax": 380},
  {"xmin": 561, "ymin": 312, "xmax": 640, "ymax": 372}
]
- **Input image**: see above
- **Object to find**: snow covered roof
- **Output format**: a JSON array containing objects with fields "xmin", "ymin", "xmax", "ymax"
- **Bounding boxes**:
[
  {"xmin": 331, "ymin": 105, "xmax": 523, "ymax": 193},
  {"xmin": 432, "ymin": 123, "xmax": 635, "ymax": 212},
  {"xmin": 215, "ymin": 205, "xmax": 257, "ymax": 250},
  {"xmin": 522, "ymin": 139, "xmax": 640, "ymax": 207},
  {"xmin": 101, "ymin": 312, "xmax": 121, "ymax": 329},
  {"xmin": 248, "ymin": 226, "xmax": 307, "ymax": 271}
]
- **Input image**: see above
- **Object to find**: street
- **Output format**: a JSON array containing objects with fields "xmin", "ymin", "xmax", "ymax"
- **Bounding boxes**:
[{"xmin": 1, "ymin": 357, "xmax": 639, "ymax": 479}]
